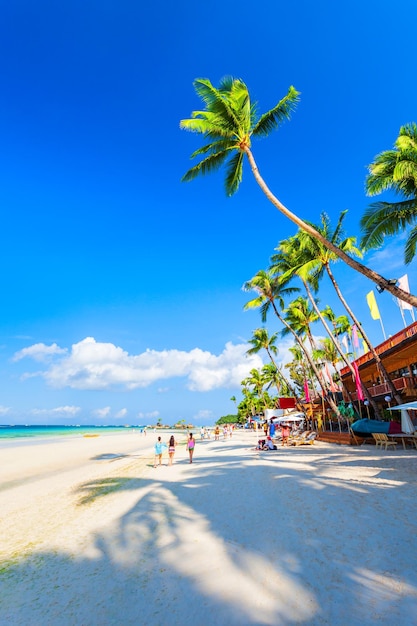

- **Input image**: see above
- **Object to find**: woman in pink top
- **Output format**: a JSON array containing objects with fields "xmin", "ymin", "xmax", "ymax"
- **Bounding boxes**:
[{"xmin": 187, "ymin": 433, "xmax": 195, "ymax": 463}]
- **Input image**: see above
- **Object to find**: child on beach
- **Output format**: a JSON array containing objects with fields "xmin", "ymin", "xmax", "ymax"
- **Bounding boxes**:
[
  {"xmin": 168, "ymin": 435, "xmax": 176, "ymax": 466},
  {"xmin": 187, "ymin": 433, "xmax": 195, "ymax": 463},
  {"xmin": 154, "ymin": 436, "xmax": 166, "ymax": 467}
]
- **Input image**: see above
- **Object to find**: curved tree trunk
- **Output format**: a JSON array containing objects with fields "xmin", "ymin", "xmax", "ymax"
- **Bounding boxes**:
[
  {"xmin": 265, "ymin": 348, "xmax": 303, "ymax": 410},
  {"xmin": 325, "ymin": 264, "xmax": 402, "ymax": 406},
  {"xmin": 270, "ymin": 301, "xmax": 343, "ymax": 419},
  {"xmin": 244, "ymin": 147, "xmax": 417, "ymax": 307},
  {"xmin": 303, "ymin": 280, "xmax": 382, "ymax": 417}
]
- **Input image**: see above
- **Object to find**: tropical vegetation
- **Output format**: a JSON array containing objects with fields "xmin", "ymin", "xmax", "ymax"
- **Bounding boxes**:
[
  {"xmin": 180, "ymin": 77, "xmax": 417, "ymax": 423},
  {"xmin": 180, "ymin": 76, "xmax": 417, "ymax": 307},
  {"xmin": 361, "ymin": 122, "xmax": 417, "ymax": 264}
]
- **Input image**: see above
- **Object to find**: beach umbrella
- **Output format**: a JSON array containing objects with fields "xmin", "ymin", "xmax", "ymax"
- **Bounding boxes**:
[
  {"xmin": 400, "ymin": 410, "xmax": 415, "ymax": 434},
  {"xmin": 273, "ymin": 412, "xmax": 305, "ymax": 423},
  {"xmin": 388, "ymin": 402, "xmax": 417, "ymax": 433}
]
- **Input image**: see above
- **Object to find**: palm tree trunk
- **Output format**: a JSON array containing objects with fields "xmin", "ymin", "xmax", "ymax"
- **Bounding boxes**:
[
  {"xmin": 265, "ymin": 348, "xmax": 302, "ymax": 407},
  {"xmin": 303, "ymin": 280, "xmax": 382, "ymax": 417},
  {"xmin": 244, "ymin": 147, "xmax": 417, "ymax": 307},
  {"xmin": 325, "ymin": 264, "xmax": 402, "ymax": 406},
  {"xmin": 270, "ymin": 301, "xmax": 343, "ymax": 419}
]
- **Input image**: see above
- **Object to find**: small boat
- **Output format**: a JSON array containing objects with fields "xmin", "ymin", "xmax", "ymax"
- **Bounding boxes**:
[
  {"xmin": 83, "ymin": 433, "xmax": 100, "ymax": 438},
  {"xmin": 351, "ymin": 419, "xmax": 389, "ymax": 437}
]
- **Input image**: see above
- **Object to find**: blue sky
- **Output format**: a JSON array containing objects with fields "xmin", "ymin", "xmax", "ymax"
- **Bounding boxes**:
[{"xmin": 0, "ymin": 1, "xmax": 416, "ymax": 426}]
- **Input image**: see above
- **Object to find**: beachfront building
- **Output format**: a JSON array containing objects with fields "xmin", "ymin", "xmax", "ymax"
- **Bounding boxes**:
[{"xmin": 339, "ymin": 321, "xmax": 417, "ymax": 412}]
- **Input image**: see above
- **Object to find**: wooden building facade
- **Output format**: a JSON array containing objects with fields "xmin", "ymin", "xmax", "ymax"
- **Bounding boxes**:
[{"xmin": 339, "ymin": 321, "xmax": 417, "ymax": 408}]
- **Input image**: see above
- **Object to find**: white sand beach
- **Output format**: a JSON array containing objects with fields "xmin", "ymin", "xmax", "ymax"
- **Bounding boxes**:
[{"xmin": 1, "ymin": 430, "xmax": 417, "ymax": 625}]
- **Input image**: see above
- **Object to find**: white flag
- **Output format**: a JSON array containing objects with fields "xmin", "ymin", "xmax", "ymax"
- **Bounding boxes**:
[
  {"xmin": 397, "ymin": 274, "xmax": 413, "ymax": 311},
  {"xmin": 341, "ymin": 335, "xmax": 349, "ymax": 352}
]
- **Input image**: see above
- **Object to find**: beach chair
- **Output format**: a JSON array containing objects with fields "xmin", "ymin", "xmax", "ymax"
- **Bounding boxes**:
[
  {"xmin": 290, "ymin": 431, "xmax": 317, "ymax": 446},
  {"xmin": 372, "ymin": 433, "xmax": 383, "ymax": 449},
  {"xmin": 374, "ymin": 433, "xmax": 397, "ymax": 450},
  {"xmin": 349, "ymin": 427, "xmax": 364, "ymax": 446}
]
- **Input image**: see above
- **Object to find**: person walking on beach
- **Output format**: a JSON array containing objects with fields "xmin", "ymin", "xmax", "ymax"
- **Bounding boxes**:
[
  {"xmin": 154, "ymin": 436, "xmax": 166, "ymax": 467},
  {"xmin": 168, "ymin": 434, "xmax": 176, "ymax": 466},
  {"xmin": 187, "ymin": 432, "xmax": 195, "ymax": 463}
]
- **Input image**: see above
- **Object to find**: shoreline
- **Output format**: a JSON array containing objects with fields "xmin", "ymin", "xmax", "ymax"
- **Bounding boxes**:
[{"xmin": 1, "ymin": 431, "xmax": 417, "ymax": 625}]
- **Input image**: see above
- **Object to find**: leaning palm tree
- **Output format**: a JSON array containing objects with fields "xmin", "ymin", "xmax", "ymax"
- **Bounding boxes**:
[
  {"xmin": 243, "ymin": 368, "xmax": 269, "ymax": 409},
  {"xmin": 243, "ymin": 269, "xmax": 342, "ymax": 417},
  {"xmin": 261, "ymin": 362, "xmax": 285, "ymax": 397},
  {"xmin": 273, "ymin": 228, "xmax": 383, "ymax": 414},
  {"xmin": 278, "ymin": 213, "xmax": 402, "ymax": 406},
  {"xmin": 361, "ymin": 122, "xmax": 417, "ymax": 264},
  {"xmin": 246, "ymin": 327, "xmax": 280, "ymax": 369},
  {"xmin": 180, "ymin": 77, "xmax": 416, "ymax": 305}
]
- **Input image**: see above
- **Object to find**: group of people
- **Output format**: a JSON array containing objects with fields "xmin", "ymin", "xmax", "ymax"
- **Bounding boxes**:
[
  {"xmin": 255, "ymin": 421, "xmax": 292, "ymax": 450},
  {"xmin": 153, "ymin": 432, "xmax": 196, "ymax": 467}
]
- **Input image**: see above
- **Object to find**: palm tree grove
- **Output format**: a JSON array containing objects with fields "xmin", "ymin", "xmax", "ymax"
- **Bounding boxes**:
[{"xmin": 181, "ymin": 76, "xmax": 417, "ymax": 434}]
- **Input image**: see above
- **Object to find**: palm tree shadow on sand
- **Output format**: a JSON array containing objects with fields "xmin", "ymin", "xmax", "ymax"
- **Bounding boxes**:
[{"xmin": 2, "ymin": 448, "xmax": 417, "ymax": 625}]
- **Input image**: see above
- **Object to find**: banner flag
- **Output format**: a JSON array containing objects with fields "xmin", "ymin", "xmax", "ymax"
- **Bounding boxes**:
[
  {"xmin": 325, "ymin": 363, "xmax": 339, "ymax": 392},
  {"xmin": 353, "ymin": 362, "xmax": 364, "ymax": 401},
  {"xmin": 366, "ymin": 290, "xmax": 381, "ymax": 320},
  {"xmin": 341, "ymin": 334, "xmax": 349, "ymax": 352},
  {"xmin": 362, "ymin": 340, "xmax": 369, "ymax": 354},
  {"xmin": 397, "ymin": 274, "xmax": 413, "ymax": 311},
  {"xmin": 303, "ymin": 379, "xmax": 311, "ymax": 403},
  {"xmin": 352, "ymin": 324, "xmax": 360, "ymax": 349}
]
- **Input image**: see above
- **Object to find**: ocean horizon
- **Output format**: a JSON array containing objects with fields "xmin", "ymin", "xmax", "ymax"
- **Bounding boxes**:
[{"xmin": 0, "ymin": 424, "xmax": 150, "ymax": 444}]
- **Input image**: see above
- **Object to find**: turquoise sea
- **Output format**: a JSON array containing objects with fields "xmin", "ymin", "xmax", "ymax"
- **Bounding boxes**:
[{"xmin": 0, "ymin": 424, "xmax": 146, "ymax": 445}]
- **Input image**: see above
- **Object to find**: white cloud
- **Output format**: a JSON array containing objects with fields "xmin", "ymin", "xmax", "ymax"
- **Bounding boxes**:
[
  {"xmin": 193, "ymin": 409, "xmax": 214, "ymax": 423},
  {"xmin": 0, "ymin": 405, "xmax": 10, "ymax": 415},
  {"xmin": 30, "ymin": 406, "xmax": 80, "ymax": 416},
  {"xmin": 137, "ymin": 410, "xmax": 159, "ymax": 419},
  {"xmin": 92, "ymin": 407, "xmax": 111, "ymax": 419},
  {"xmin": 13, "ymin": 342, "xmax": 67, "ymax": 362},
  {"xmin": 365, "ymin": 234, "xmax": 408, "ymax": 273},
  {"xmin": 14, "ymin": 337, "xmax": 263, "ymax": 392},
  {"xmin": 115, "ymin": 408, "xmax": 127, "ymax": 419}
]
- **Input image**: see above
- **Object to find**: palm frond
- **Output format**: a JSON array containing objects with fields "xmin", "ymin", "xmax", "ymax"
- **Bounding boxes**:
[
  {"xmin": 193, "ymin": 77, "xmax": 245, "ymax": 137},
  {"xmin": 189, "ymin": 138, "xmax": 236, "ymax": 159},
  {"xmin": 252, "ymin": 86, "xmax": 300, "ymax": 137},
  {"xmin": 181, "ymin": 150, "xmax": 230, "ymax": 182},
  {"xmin": 360, "ymin": 199, "xmax": 417, "ymax": 249},
  {"xmin": 405, "ymin": 225, "xmax": 417, "ymax": 264},
  {"xmin": 243, "ymin": 296, "xmax": 265, "ymax": 311},
  {"xmin": 225, "ymin": 151, "xmax": 244, "ymax": 196}
]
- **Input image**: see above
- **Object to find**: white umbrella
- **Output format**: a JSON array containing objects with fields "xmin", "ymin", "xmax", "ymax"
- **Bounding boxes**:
[
  {"xmin": 388, "ymin": 401, "xmax": 417, "ymax": 411},
  {"xmin": 273, "ymin": 412, "xmax": 305, "ymax": 423},
  {"xmin": 388, "ymin": 402, "xmax": 417, "ymax": 434},
  {"xmin": 401, "ymin": 410, "xmax": 415, "ymax": 434}
]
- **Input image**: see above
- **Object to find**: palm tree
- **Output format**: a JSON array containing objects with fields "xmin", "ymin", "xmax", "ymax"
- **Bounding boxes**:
[
  {"xmin": 361, "ymin": 122, "xmax": 417, "ymax": 264},
  {"xmin": 314, "ymin": 338, "xmax": 341, "ymax": 376},
  {"xmin": 273, "ymin": 228, "xmax": 383, "ymax": 414},
  {"xmin": 279, "ymin": 212, "xmax": 402, "ymax": 405},
  {"xmin": 282, "ymin": 296, "xmax": 319, "ymax": 352},
  {"xmin": 262, "ymin": 362, "xmax": 283, "ymax": 396},
  {"xmin": 245, "ymin": 368, "xmax": 267, "ymax": 403},
  {"xmin": 246, "ymin": 327, "xmax": 279, "ymax": 368},
  {"xmin": 243, "ymin": 271, "xmax": 342, "ymax": 417},
  {"xmin": 286, "ymin": 344, "xmax": 311, "ymax": 396},
  {"xmin": 180, "ymin": 77, "xmax": 417, "ymax": 306}
]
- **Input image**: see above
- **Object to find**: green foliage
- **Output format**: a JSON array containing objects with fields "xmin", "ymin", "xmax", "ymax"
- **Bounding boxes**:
[
  {"xmin": 181, "ymin": 77, "xmax": 299, "ymax": 197},
  {"xmin": 362, "ymin": 122, "xmax": 417, "ymax": 263},
  {"xmin": 216, "ymin": 414, "xmax": 239, "ymax": 425}
]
